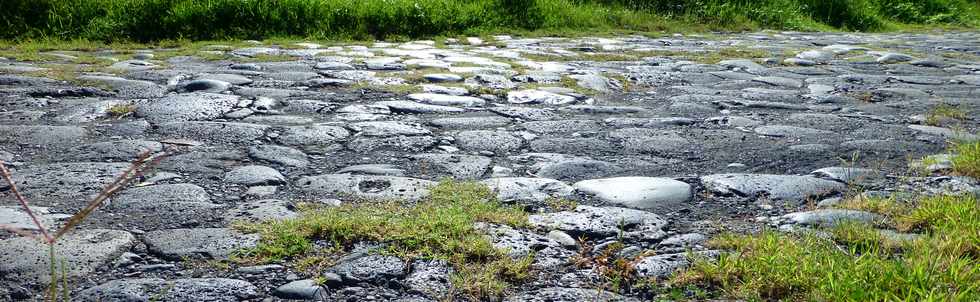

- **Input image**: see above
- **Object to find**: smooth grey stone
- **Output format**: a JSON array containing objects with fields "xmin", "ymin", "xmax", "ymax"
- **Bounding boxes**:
[
  {"xmin": 199, "ymin": 73, "xmax": 253, "ymax": 85},
  {"xmin": 529, "ymin": 205, "xmax": 667, "ymax": 240},
  {"xmin": 507, "ymin": 89, "xmax": 576, "ymax": 105},
  {"xmin": 522, "ymin": 120, "xmax": 601, "ymax": 134},
  {"xmin": 753, "ymin": 76, "xmax": 803, "ymax": 88},
  {"xmin": 157, "ymin": 122, "xmax": 269, "ymax": 143},
  {"xmin": 296, "ymin": 174, "xmax": 434, "ymax": 201},
  {"xmin": 349, "ymin": 121, "xmax": 431, "ymax": 137},
  {"xmin": 77, "ymin": 278, "xmax": 259, "ymax": 302},
  {"xmin": 568, "ymin": 74, "xmax": 622, "ymax": 92},
  {"xmin": 0, "ymin": 162, "xmax": 128, "ymax": 205},
  {"xmin": 604, "ymin": 117, "xmax": 696, "ymax": 128},
  {"xmin": 754, "ymin": 125, "xmax": 833, "ymax": 138},
  {"xmin": 75, "ymin": 75, "xmax": 165, "ymax": 98},
  {"xmin": 277, "ymin": 125, "xmax": 350, "ymax": 146},
  {"xmin": 796, "ymin": 50, "xmax": 833, "ymax": 63},
  {"xmin": 407, "ymin": 93, "xmax": 485, "ymax": 106},
  {"xmin": 179, "ymin": 79, "xmax": 231, "ymax": 93},
  {"xmin": 535, "ymin": 159, "xmax": 620, "ymax": 182},
  {"xmin": 700, "ymin": 174, "xmax": 847, "ymax": 202},
  {"xmin": 224, "ymin": 165, "xmax": 287, "ymax": 186},
  {"xmin": 610, "ymin": 128, "xmax": 691, "ymax": 153},
  {"xmin": 455, "ymin": 130, "xmax": 524, "ymax": 153},
  {"xmin": 237, "ymin": 264, "xmax": 284, "ymax": 274},
  {"xmin": 421, "ymin": 84, "xmax": 468, "ymax": 96},
  {"xmin": 232, "ymin": 47, "xmax": 281, "ymax": 57},
  {"xmin": 248, "ymin": 145, "xmax": 309, "ymax": 168},
  {"xmin": 330, "ymin": 254, "xmax": 406, "ymax": 283},
  {"xmin": 529, "ymin": 138, "xmax": 616, "ymax": 154},
  {"xmin": 908, "ymin": 125, "xmax": 978, "ymax": 141},
  {"xmin": 0, "ymin": 206, "xmax": 69, "ymax": 232},
  {"xmin": 659, "ymin": 233, "xmax": 707, "ymax": 247},
  {"xmin": 877, "ymin": 53, "xmax": 915, "ymax": 64},
  {"xmin": 337, "ymin": 164, "xmax": 406, "ymax": 176},
  {"xmin": 0, "ymin": 125, "xmax": 87, "ymax": 147},
  {"xmin": 490, "ymin": 106, "xmax": 559, "ymax": 121},
  {"xmin": 782, "ymin": 209, "xmax": 881, "ymax": 227},
  {"xmin": 224, "ymin": 199, "xmax": 297, "ymax": 223},
  {"xmin": 376, "ymin": 101, "xmax": 465, "ymax": 114},
  {"xmin": 412, "ymin": 154, "xmax": 492, "ymax": 179},
  {"xmin": 811, "ymin": 167, "xmax": 880, "ymax": 184},
  {"xmin": 783, "ymin": 57, "xmax": 816, "ymax": 66},
  {"xmin": 108, "ymin": 59, "xmax": 158, "ymax": 71},
  {"xmin": 480, "ymin": 177, "xmax": 573, "ymax": 202},
  {"xmin": 909, "ymin": 59, "xmax": 944, "ymax": 68},
  {"xmin": 503, "ymin": 287, "xmax": 635, "ymax": 302},
  {"xmin": 69, "ymin": 140, "xmax": 163, "ymax": 161},
  {"xmin": 0, "ymin": 229, "xmax": 135, "ymax": 283},
  {"xmin": 347, "ymin": 136, "xmax": 436, "ymax": 152},
  {"xmin": 473, "ymin": 223, "xmax": 573, "ymax": 268},
  {"xmin": 464, "ymin": 74, "xmax": 516, "ymax": 89},
  {"xmin": 718, "ymin": 59, "xmax": 766, "ymax": 70},
  {"xmin": 274, "ymin": 279, "xmax": 327, "ymax": 300},
  {"xmin": 565, "ymin": 105, "xmax": 648, "ymax": 114},
  {"xmin": 242, "ymin": 115, "xmax": 314, "ymax": 125},
  {"xmin": 429, "ymin": 116, "xmax": 512, "ymax": 129},
  {"xmin": 314, "ymin": 61, "xmax": 355, "ymax": 70},
  {"xmin": 113, "ymin": 183, "xmax": 212, "ymax": 208},
  {"xmin": 423, "ymin": 73, "xmax": 463, "ymax": 83},
  {"xmin": 573, "ymin": 177, "xmax": 692, "ymax": 210},
  {"xmin": 143, "ymin": 228, "xmax": 259, "ymax": 260},
  {"xmin": 547, "ymin": 230, "xmax": 578, "ymax": 248},
  {"xmin": 952, "ymin": 75, "xmax": 980, "ymax": 85}
]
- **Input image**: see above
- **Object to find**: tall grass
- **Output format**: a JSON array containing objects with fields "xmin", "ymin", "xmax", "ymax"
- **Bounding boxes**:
[{"xmin": 1, "ymin": 0, "xmax": 978, "ymax": 42}]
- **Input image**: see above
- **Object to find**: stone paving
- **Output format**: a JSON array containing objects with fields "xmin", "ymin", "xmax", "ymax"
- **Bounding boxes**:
[{"xmin": 1, "ymin": 31, "xmax": 979, "ymax": 301}]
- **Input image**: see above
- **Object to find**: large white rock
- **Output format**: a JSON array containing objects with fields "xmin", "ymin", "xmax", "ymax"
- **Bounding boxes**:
[{"xmin": 573, "ymin": 177, "xmax": 692, "ymax": 210}]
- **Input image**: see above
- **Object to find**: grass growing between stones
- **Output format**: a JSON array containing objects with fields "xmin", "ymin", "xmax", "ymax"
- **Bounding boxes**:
[
  {"xmin": 672, "ymin": 193, "xmax": 980, "ymax": 301},
  {"xmin": 950, "ymin": 140, "xmax": 980, "ymax": 179},
  {"xmin": 237, "ymin": 180, "xmax": 534, "ymax": 300}
]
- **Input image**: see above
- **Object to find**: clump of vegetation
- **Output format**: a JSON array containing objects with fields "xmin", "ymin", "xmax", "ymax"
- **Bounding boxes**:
[
  {"xmin": 950, "ymin": 140, "xmax": 980, "ymax": 179},
  {"xmin": 237, "ymin": 180, "xmax": 532, "ymax": 300},
  {"xmin": 107, "ymin": 104, "xmax": 136, "ymax": 119},
  {"xmin": 672, "ymin": 193, "xmax": 980, "ymax": 301},
  {"xmin": 1, "ymin": 0, "xmax": 978, "ymax": 43},
  {"xmin": 925, "ymin": 104, "xmax": 969, "ymax": 126}
]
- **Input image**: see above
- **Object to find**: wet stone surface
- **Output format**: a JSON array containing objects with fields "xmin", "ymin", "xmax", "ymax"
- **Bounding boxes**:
[{"xmin": 1, "ymin": 32, "xmax": 978, "ymax": 300}]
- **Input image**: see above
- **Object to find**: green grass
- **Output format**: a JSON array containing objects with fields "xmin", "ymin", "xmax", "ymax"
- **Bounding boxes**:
[
  {"xmin": 673, "ymin": 193, "xmax": 980, "ymax": 301},
  {"xmin": 236, "ymin": 180, "xmax": 532, "ymax": 300},
  {"xmin": 1, "ymin": 0, "xmax": 978, "ymax": 43},
  {"xmin": 951, "ymin": 140, "xmax": 980, "ymax": 178},
  {"xmin": 926, "ymin": 104, "xmax": 970, "ymax": 126}
]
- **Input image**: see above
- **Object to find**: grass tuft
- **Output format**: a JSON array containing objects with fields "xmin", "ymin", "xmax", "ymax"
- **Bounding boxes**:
[
  {"xmin": 950, "ymin": 140, "xmax": 980, "ymax": 179},
  {"xmin": 237, "ymin": 180, "xmax": 531, "ymax": 300},
  {"xmin": 673, "ymin": 193, "xmax": 980, "ymax": 301}
]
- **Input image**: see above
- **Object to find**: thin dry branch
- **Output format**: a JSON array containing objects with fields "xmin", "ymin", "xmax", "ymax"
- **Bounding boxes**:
[
  {"xmin": 0, "ymin": 161, "xmax": 54, "ymax": 243},
  {"xmin": 52, "ymin": 151, "xmax": 162, "ymax": 241}
]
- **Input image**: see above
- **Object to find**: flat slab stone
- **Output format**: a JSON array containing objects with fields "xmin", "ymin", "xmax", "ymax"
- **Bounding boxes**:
[
  {"xmin": 529, "ymin": 205, "xmax": 667, "ymax": 240},
  {"xmin": 349, "ymin": 121, "xmax": 432, "ymax": 137},
  {"xmin": 224, "ymin": 165, "xmax": 287, "ymax": 186},
  {"xmin": 0, "ymin": 125, "xmax": 87, "ymax": 147},
  {"xmin": 407, "ymin": 93, "xmax": 485, "ymax": 106},
  {"xmin": 411, "ymin": 153, "xmax": 492, "ymax": 179},
  {"xmin": 507, "ymin": 89, "xmax": 576, "ymax": 105},
  {"xmin": 77, "ymin": 278, "xmax": 259, "ymax": 302},
  {"xmin": 573, "ymin": 177, "xmax": 692, "ymax": 211},
  {"xmin": 157, "ymin": 122, "xmax": 269, "ymax": 143},
  {"xmin": 700, "ymin": 174, "xmax": 847, "ymax": 202},
  {"xmin": 143, "ymin": 228, "xmax": 259, "ymax": 260},
  {"xmin": 782, "ymin": 209, "xmax": 881, "ymax": 227},
  {"xmin": 0, "ymin": 162, "xmax": 129, "ymax": 206},
  {"xmin": 277, "ymin": 125, "xmax": 350, "ymax": 146},
  {"xmin": 0, "ymin": 229, "xmax": 135, "ymax": 283},
  {"xmin": 455, "ymin": 130, "xmax": 524, "ymax": 153},
  {"xmin": 296, "ymin": 174, "xmax": 434, "ymax": 201},
  {"xmin": 480, "ymin": 177, "xmax": 573, "ymax": 202}
]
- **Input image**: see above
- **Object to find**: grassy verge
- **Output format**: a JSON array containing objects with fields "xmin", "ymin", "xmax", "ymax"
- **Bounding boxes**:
[
  {"xmin": 672, "ymin": 193, "xmax": 980, "ymax": 301},
  {"xmin": 235, "ymin": 180, "xmax": 533, "ymax": 300},
  {"xmin": 951, "ymin": 140, "xmax": 980, "ymax": 178},
  {"xmin": 1, "ymin": 0, "xmax": 978, "ymax": 43}
]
